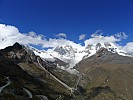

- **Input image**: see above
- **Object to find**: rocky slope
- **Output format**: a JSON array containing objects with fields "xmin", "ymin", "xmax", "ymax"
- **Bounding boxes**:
[
  {"xmin": 74, "ymin": 48, "xmax": 133, "ymax": 100},
  {"xmin": 0, "ymin": 43, "xmax": 79, "ymax": 100}
]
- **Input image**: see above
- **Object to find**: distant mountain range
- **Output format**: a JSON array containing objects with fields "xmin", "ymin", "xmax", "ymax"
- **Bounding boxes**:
[
  {"xmin": 29, "ymin": 42, "xmax": 133, "ymax": 73},
  {"xmin": 0, "ymin": 42, "xmax": 133, "ymax": 100}
]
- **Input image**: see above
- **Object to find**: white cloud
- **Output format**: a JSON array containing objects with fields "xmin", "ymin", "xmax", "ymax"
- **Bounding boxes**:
[
  {"xmin": 79, "ymin": 34, "xmax": 86, "ymax": 40},
  {"xmin": 55, "ymin": 33, "xmax": 67, "ymax": 38},
  {"xmin": 0, "ymin": 24, "xmax": 82, "ymax": 50},
  {"xmin": 84, "ymin": 35, "xmax": 119, "ymax": 47},
  {"xmin": 91, "ymin": 30, "xmax": 103, "ymax": 38},
  {"xmin": 0, "ymin": 24, "xmax": 19, "ymax": 37},
  {"xmin": 0, "ymin": 24, "xmax": 47, "ymax": 49},
  {"xmin": 28, "ymin": 31, "xmax": 45, "ymax": 40},
  {"xmin": 115, "ymin": 32, "xmax": 128, "ymax": 39},
  {"xmin": 84, "ymin": 30, "xmax": 128, "ymax": 47},
  {"xmin": 28, "ymin": 31, "xmax": 37, "ymax": 38},
  {"xmin": 123, "ymin": 42, "xmax": 133, "ymax": 54}
]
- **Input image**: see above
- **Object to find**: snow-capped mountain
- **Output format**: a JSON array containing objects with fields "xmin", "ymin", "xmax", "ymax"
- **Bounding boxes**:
[
  {"xmin": 1, "ymin": 42, "xmax": 133, "ymax": 100},
  {"xmin": 84, "ymin": 42, "xmax": 132, "ymax": 58},
  {"xmin": 54, "ymin": 45, "xmax": 76, "ymax": 58},
  {"xmin": 26, "ymin": 42, "xmax": 133, "ymax": 74}
]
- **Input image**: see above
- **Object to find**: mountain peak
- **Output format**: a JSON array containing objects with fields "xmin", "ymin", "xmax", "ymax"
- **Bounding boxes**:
[
  {"xmin": 0, "ymin": 42, "xmax": 23, "ymax": 54},
  {"xmin": 54, "ymin": 45, "xmax": 75, "ymax": 57},
  {"xmin": 12, "ymin": 42, "xmax": 23, "ymax": 50}
]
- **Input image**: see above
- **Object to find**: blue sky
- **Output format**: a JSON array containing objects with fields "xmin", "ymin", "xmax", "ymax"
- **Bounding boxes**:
[{"xmin": 0, "ymin": 0, "xmax": 133, "ymax": 47}]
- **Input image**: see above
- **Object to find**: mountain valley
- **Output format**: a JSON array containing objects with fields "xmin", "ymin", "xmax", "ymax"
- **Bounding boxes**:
[{"xmin": 0, "ymin": 42, "xmax": 133, "ymax": 100}]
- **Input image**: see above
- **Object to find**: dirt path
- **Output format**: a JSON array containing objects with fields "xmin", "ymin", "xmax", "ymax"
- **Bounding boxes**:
[{"xmin": 0, "ymin": 77, "xmax": 11, "ymax": 94}]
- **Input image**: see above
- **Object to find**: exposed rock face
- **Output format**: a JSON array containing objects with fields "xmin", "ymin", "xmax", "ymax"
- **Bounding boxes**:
[
  {"xmin": 0, "ymin": 42, "xmax": 36, "ymax": 63},
  {"xmin": 54, "ymin": 45, "xmax": 76, "ymax": 57}
]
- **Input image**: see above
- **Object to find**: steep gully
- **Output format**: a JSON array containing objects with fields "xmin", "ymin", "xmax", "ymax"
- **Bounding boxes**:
[
  {"xmin": 37, "ymin": 57, "xmax": 84, "ymax": 99},
  {"xmin": 75, "ymin": 74, "xmax": 84, "ymax": 99}
]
